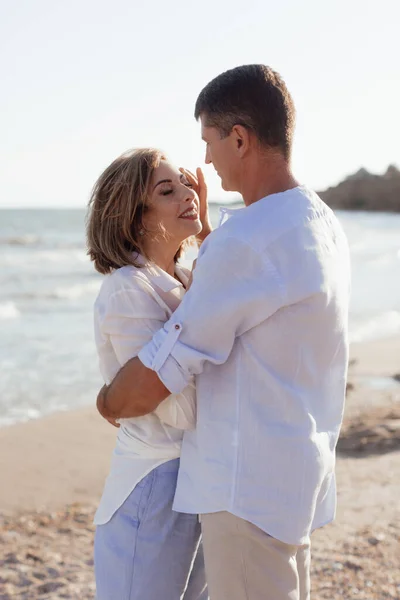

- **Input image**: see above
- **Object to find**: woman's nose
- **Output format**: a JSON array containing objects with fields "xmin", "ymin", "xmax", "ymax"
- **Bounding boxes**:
[{"xmin": 182, "ymin": 184, "xmax": 196, "ymax": 201}]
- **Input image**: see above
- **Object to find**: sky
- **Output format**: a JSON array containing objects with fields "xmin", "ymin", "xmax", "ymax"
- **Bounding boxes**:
[{"xmin": 1, "ymin": 0, "xmax": 399, "ymax": 208}]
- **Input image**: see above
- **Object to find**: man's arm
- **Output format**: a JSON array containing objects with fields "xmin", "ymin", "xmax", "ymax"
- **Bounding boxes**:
[
  {"xmin": 100, "ymin": 235, "xmax": 284, "ymax": 419},
  {"xmin": 98, "ymin": 357, "xmax": 170, "ymax": 420}
]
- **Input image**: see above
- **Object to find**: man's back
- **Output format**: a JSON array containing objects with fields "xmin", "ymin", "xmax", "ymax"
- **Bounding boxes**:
[{"xmin": 172, "ymin": 186, "xmax": 351, "ymax": 545}]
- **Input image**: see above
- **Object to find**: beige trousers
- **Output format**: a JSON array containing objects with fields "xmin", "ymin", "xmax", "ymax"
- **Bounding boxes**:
[{"xmin": 201, "ymin": 512, "xmax": 310, "ymax": 600}]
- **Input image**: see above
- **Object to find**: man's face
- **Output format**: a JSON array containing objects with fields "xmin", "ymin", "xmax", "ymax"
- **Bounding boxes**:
[{"xmin": 200, "ymin": 117, "xmax": 240, "ymax": 192}]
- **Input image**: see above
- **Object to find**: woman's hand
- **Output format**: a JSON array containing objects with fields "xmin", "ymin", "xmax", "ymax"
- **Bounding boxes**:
[{"xmin": 180, "ymin": 167, "xmax": 212, "ymax": 244}]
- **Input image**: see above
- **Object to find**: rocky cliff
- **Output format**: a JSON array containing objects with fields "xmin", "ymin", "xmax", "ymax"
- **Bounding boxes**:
[{"xmin": 319, "ymin": 165, "xmax": 400, "ymax": 212}]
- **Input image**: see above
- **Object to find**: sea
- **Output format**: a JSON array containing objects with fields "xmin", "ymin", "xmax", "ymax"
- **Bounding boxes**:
[{"xmin": 1, "ymin": 205, "xmax": 400, "ymax": 427}]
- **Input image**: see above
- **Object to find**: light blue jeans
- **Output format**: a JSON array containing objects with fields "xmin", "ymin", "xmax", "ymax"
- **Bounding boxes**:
[{"xmin": 94, "ymin": 458, "xmax": 208, "ymax": 600}]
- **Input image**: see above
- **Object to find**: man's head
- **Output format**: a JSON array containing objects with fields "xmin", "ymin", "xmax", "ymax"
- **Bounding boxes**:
[{"xmin": 195, "ymin": 65, "xmax": 295, "ymax": 193}]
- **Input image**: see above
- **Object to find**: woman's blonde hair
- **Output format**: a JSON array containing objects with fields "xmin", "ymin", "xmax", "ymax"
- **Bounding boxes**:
[{"xmin": 86, "ymin": 148, "xmax": 184, "ymax": 274}]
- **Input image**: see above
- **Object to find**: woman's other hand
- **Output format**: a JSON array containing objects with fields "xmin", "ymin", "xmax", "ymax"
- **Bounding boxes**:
[
  {"xmin": 180, "ymin": 167, "xmax": 212, "ymax": 244},
  {"xmin": 97, "ymin": 385, "xmax": 120, "ymax": 428}
]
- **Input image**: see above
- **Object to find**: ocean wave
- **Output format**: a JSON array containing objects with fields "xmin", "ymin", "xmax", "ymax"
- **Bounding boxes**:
[
  {"xmin": 0, "ymin": 249, "xmax": 89, "ymax": 267},
  {"xmin": 0, "ymin": 407, "xmax": 42, "ymax": 428},
  {"xmin": 1, "ymin": 278, "xmax": 102, "ymax": 302},
  {"xmin": 0, "ymin": 301, "xmax": 20, "ymax": 320},
  {"xmin": 0, "ymin": 235, "xmax": 41, "ymax": 246},
  {"xmin": 34, "ymin": 249, "xmax": 89, "ymax": 264},
  {"xmin": 349, "ymin": 310, "xmax": 400, "ymax": 343},
  {"xmin": 52, "ymin": 280, "xmax": 101, "ymax": 300}
]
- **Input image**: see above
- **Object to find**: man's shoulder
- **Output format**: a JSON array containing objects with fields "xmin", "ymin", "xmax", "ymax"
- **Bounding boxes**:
[
  {"xmin": 248, "ymin": 186, "xmax": 339, "ymax": 237},
  {"xmin": 200, "ymin": 217, "xmax": 254, "ymax": 255},
  {"xmin": 209, "ymin": 186, "xmax": 343, "ymax": 255},
  {"xmin": 212, "ymin": 187, "xmax": 315, "ymax": 246}
]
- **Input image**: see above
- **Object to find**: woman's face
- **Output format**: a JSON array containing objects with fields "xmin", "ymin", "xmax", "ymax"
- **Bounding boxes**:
[{"xmin": 143, "ymin": 160, "xmax": 202, "ymax": 245}]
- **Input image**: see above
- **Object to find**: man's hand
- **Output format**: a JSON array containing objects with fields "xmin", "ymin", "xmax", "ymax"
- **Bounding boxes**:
[{"xmin": 97, "ymin": 384, "xmax": 120, "ymax": 427}]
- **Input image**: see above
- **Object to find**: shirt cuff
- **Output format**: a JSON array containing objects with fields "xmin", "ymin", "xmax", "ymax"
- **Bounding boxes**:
[{"xmin": 138, "ymin": 322, "xmax": 190, "ymax": 395}]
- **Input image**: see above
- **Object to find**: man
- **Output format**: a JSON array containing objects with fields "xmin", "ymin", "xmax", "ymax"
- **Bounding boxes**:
[{"xmin": 97, "ymin": 64, "xmax": 351, "ymax": 600}]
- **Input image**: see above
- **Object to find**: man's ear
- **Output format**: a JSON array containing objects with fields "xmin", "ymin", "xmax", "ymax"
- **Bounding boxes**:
[{"xmin": 231, "ymin": 124, "xmax": 250, "ymax": 155}]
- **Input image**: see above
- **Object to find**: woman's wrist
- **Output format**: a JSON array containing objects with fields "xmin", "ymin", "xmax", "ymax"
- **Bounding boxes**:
[{"xmin": 196, "ymin": 223, "xmax": 212, "ymax": 245}]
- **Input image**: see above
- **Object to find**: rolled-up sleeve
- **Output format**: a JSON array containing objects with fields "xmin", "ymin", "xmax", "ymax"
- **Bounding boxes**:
[{"xmin": 139, "ymin": 235, "xmax": 285, "ymax": 394}]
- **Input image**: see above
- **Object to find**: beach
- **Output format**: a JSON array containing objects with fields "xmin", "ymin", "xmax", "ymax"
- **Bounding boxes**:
[
  {"xmin": 2, "ymin": 1, "xmax": 399, "ymax": 596},
  {"xmin": 1, "ymin": 337, "xmax": 399, "ymax": 599},
  {"xmin": 1, "ymin": 204, "xmax": 400, "ymax": 599}
]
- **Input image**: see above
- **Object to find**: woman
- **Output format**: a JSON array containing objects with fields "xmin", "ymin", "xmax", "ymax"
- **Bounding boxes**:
[{"xmin": 86, "ymin": 148, "xmax": 211, "ymax": 600}]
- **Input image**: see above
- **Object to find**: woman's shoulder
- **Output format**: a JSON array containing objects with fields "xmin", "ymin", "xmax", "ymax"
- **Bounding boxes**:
[
  {"xmin": 96, "ymin": 264, "xmax": 155, "ymax": 302},
  {"xmin": 94, "ymin": 264, "xmax": 167, "ymax": 322}
]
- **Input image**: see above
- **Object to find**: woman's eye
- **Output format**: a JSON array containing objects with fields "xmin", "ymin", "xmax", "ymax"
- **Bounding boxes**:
[{"xmin": 161, "ymin": 189, "xmax": 173, "ymax": 196}]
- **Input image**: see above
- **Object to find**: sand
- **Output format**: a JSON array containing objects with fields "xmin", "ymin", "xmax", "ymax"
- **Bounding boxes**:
[
  {"xmin": 0, "ymin": 407, "xmax": 116, "ymax": 514},
  {"xmin": 1, "ymin": 337, "xmax": 400, "ymax": 599}
]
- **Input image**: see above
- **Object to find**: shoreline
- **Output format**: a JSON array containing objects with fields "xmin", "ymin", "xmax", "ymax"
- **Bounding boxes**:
[
  {"xmin": 0, "ymin": 336, "xmax": 399, "ymax": 514},
  {"xmin": 1, "ymin": 333, "xmax": 399, "ymax": 431}
]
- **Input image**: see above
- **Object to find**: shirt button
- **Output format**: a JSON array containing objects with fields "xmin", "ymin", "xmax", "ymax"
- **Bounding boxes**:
[{"xmin": 174, "ymin": 324, "xmax": 181, "ymax": 330}]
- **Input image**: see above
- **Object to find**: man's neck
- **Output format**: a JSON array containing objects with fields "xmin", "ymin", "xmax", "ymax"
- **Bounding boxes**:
[{"xmin": 240, "ymin": 153, "xmax": 300, "ymax": 207}]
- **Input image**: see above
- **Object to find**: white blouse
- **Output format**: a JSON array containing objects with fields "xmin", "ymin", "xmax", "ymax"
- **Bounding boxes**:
[{"xmin": 93, "ymin": 255, "xmax": 195, "ymax": 525}]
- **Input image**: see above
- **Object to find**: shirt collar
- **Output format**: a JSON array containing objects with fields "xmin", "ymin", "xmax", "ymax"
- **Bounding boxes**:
[
  {"xmin": 219, "ymin": 187, "xmax": 305, "ymax": 226},
  {"xmin": 218, "ymin": 205, "xmax": 245, "ymax": 226},
  {"xmin": 133, "ymin": 253, "xmax": 186, "ymax": 293}
]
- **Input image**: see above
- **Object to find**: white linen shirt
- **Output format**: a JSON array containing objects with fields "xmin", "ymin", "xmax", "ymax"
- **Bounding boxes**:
[
  {"xmin": 93, "ymin": 258, "xmax": 196, "ymax": 525},
  {"xmin": 139, "ymin": 186, "xmax": 351, "ymax": 545}
]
